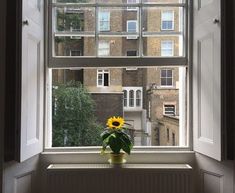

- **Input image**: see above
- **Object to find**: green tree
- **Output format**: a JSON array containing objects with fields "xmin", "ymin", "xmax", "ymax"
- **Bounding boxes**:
[{"xmin": 52, "ymin": 81, "xmax": 103, "ymax": 147}]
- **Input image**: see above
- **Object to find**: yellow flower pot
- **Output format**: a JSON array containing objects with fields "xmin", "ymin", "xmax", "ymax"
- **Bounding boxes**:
[{"xmin": 108, "ymin": 152, "xmax": 126, "ymax": 164}]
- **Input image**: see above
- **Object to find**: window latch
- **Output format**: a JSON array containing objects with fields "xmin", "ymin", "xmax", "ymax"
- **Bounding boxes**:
[
  {"xmin": 213, "ymin": 18, "xmax": 220, "ymax": 24},
  {"xmin": 22, "ymin": 20, "xmax": 29, "ymax": 26}
]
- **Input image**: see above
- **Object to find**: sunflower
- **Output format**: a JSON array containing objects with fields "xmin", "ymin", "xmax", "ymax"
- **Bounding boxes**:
[{"xmin": 106, "ymin": 116, "xmax": 125, "ymax": 129}]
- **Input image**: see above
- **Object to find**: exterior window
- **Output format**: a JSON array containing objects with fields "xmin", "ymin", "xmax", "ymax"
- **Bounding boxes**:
[
  {"xmin": 127, "ymin": 20, "xmax": 137, "ymax": 33},
  {"xmin": 99, "ymin": 11, "xmax": 110, "ymax": 31},
  {"xmin": 161, "ymin": 10, "xmax": 174, "ymax": 30},
  {"xmin": 129, "ymin": 90, "xmax": 134, "ymax": 107},
  {"xmin": 123, "ymin": 87, "xmax": 143, "ymax": 109},
  {"xmin": 98, "ymin": 41, "xmax": 110, "ymax": 56},
  {"xmin": 161, "ymin": 69, "xmax": 173, "ymax": 86},
  {"xmin": 161, "ymin": 41, "xmax": 174, "ymax": 56},
  {"xmin": 127, "ymin": 0, "xmax": 138, "ymax": 11},
  {"xmin": 172, "ymin": 133, "xmax": 176, "ymax": 146},
  {"xmin": 164, "ymin": 105, "xmax": 175, "ymax": 116},
  {"xmin": 127, "ymin": 50, "xmax": 137, "ymax": 56},
  {"xmin": 136, "ymin": 90, "xmax": 141, "ymax": 107},
  {"xmin": 97, "ymin": 70, "xmax": 109, "ymax": 87},
  {"xmin": 70, "ymin": 50, "xmax": 81, "ymax": 56},
  {"xmin": 167, "ymin": 128, "xmax": 170, "ymax": 142},
  {"xmin": 123, "ymin": 90, "xmax": 127, "ymax": 107}
]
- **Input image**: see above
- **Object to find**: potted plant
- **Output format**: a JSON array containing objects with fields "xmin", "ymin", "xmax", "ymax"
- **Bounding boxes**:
[{"xmin": 101, "ymin": 116, "xmax": 133, "ymax": 164}]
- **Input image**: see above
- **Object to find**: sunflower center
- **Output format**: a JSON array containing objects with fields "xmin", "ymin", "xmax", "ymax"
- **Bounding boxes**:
[{"xmin": 112, "ymin": 121, "xmax": 120, "ymax": 127}]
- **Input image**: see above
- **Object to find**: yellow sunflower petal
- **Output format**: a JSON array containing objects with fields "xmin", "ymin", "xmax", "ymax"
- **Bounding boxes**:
[{"xmin": 106, "ymin": 116, "xmax": 125, "ymax": 129}]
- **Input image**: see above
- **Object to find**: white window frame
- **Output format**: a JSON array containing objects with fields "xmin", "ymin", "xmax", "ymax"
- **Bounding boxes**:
[
  {"xmin": 45, "ymin": 0, "xmax": 191, "ymax": 154},
  {"xmin": 127, "ymin": 0, "xmax": 138, "ymax": 11},
  {"xmin": 97, "ymin": 69, "xmax": 110, "ymax": 87},
  {"xmin": 161, "ymin": 40, "xmax": 174, "ymax": 57},
  {"xmin": 98, "ymin": 11, "xmax": 110, "ymax": 32},
  {"xmin": 161, "ymin": 10, "xmax": 175, "ymax": 31},
  {"xmin": 127, "ymin": 20, "xmax": 138, "ymax": 39},
  {"xmin": 123, "ymin": 87, "xmax": 142, "ymax": 110},
  {"xmin": 163, "ymin": 104, "xmax": 176, "ymax": 116},
  {"xmin": 98, "ymin": 41, "xmax": 110, "ymax": 56},
  {"xmin": 160, "ymin": 69, "xmax": 173, "ymax": 87}
]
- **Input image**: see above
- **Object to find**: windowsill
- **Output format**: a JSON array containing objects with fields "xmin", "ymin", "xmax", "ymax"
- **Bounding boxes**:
[{"xmin": 40, "ymin": 148, "xmax": 195, "ymax": 164}]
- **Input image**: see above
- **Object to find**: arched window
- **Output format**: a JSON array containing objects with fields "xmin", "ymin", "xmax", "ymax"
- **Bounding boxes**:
[
  {"xmin": 136, "ymin": 90, "xmax": 141, "ymax": 107},
  {"xmin": 123, "ymin": 90, "xmax": 127, "ymax": 107},
  {"xmin": 129, "ymin": 90, "xmax": 134, "ymax": 107}
]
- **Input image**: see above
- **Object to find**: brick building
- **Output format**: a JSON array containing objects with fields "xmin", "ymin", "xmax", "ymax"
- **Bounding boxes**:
[{"xmin": 53, "ymin": 0, "xmax": 182, "ymax": 146}]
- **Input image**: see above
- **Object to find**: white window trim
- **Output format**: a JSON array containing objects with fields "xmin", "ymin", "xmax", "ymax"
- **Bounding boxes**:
[
  {"xmin": 127, "ymin": 0, "xmax": 138, "ymax": 11},
  {"xmin": 45, "ymin": 0, "xmax": 192, "ymax": 155},
  {"xmin": 98, "ymin": 41, "xmax": 110, "ymax": 56},
  {"xmin": 163, "ymin": 104, "xmax": 176, "ymax": 116},
  {"xmin": 161, "ymin": 40, "xmax": 174, "ymax": 57},
  {"xmin": 160, "ymin": 68, "xmax": 174, "ymax": 88},
  {"xmin": 123, "ymin": 87, "xmax": 143, "ymax": 110},
  {"xmin": 127, "ymin": 20, "xmax": 138, "ymax": 39},
  {"xmin": 161, "ymin": 10, "xmax": 175, "ymax": 31},
  {"xmin": 97, "ymin": 69, "xmax": 110, "ymax": 87}
]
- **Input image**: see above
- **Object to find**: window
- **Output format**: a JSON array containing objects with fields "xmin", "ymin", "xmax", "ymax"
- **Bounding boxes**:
[
  {"xmin": 127, "ymin": 20, "xmax": 137, "ymax": 33},
  {"xmin": 167, "ymin": 128, "xmax": 170, "ymax": 142},
  {"xmin": 172, "ymin": 133, "xmax": 176, "ymax": 146},
  {"xmin": 127, "ymin": 20, "xmax": 138, "ymax": 39},
  {"xmin": 48, "ymin": 0, "xmax": 188, "ymax": 148},
  {"xmin": 161, "ymin": 69, "xmax": 173, "ymax": 86},
  {"xmin": 164, "ymin": 105, "xmax": 175, "ymax": 116},
  {"xmin": 97, "ymin": 70, "xmax": 109, "ymax": 87},
  {"xmin": 161, "ymin": 10, "xmax": 174, "ymax": 30},
  {"xmin": 161, "ymin": 41, "xmax": 174, "ymax": 56},
  {"xmin": 69, "ymin": 50, "xmax": 81, "ymax": 56},
  {"xmin": 99, "ymin": 11, "xmax": 110, "ymax": 31},
  {"xmin": 127, "ymin": 0, "xmax": 138, "ymax": 11},
  {"xmin": 98, "ymin": 41, "xmax": 110, "ymax": 56},
  {"xmin": 127, "ymin": 50, "xmax": 137, "ymax": 56},
  {"xmin": 123, "ymin": 87, "xmax": 143, "ymax": 109}
]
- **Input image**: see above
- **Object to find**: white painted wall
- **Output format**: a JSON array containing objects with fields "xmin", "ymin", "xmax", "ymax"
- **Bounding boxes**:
[
  {"xmin": 195, "ymin": 153, "xmax": 234, "ymax": 193},
  {"xmin": 3, "ymin": 155, "xmax": 40, "ymax": 193}
]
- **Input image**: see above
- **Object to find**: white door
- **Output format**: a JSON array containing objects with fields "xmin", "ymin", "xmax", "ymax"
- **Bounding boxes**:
[
  {"xmin": 20, "ymin": 0, "xmax": 44, "ymax": 162},
  {"xmin": 193, "ymin": 0, "xmax": 221, "ymax": 161}
]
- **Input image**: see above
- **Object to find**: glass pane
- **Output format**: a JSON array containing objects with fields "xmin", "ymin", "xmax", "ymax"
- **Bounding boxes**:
[
  {"xmin": 50, "ymin": 66, "xmax": 187, "ymax": 147},
  {"xmin": 142, "ymin": 7, "xmax": 183, "ymax": 33},
  {"xmin": 143, "ymin": 36, "xmax": 183, "ymax": 57},
  {"xmin": 142, "ymin": 0, "xmax": 185, "ymax": 3},
  {"xmin": 54, "ymin": 7, "xmax": 95, "ymax": 33},
  {"xmin": 98, "ymin": 7, "xmax": 139, "ymax": 34},
  {"xmin": 98, "ymin": 37, "xmax": 139, "ymax": 56},
  {"xmin": 54, "ymin": 36, "xmax": 96, "ymax": 56},
  {"xmin": 55, "ymin": 0, "xmax": 95, "ymax": 3}
]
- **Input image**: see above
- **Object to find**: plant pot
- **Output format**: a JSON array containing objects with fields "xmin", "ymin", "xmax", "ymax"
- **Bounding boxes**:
[{"xmin": 108, "ymin": 152, "xmax": 126, "ymax": 164}]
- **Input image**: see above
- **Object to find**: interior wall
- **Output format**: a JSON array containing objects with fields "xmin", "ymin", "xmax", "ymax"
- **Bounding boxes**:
[
  {"xmin": 0, "ymin": 0, "xmax": 6, "ymax": 191},
  {"xmin": 195, "ymin": 153, "xmax": 234, "ymax": 193},
  {"xmin": 3, "ymin": 155, "xmax": 40, "ymax": 193}
]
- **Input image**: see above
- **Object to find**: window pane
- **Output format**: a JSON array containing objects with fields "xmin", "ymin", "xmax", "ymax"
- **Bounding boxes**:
[
  {"xmin": 50, "ymin": 66, "xmax": 187, "ymax": 147},
  {"xmin": 143, "ymin": 36, "xmax": 183, "ymax": 57},
  {"xmin": 54, "ymin": 36, "xmax": 96, "ymax": 56},
  {"xmin": 55, "ymin": 0, "xmax": 95, "ymax": 3},
  {"xmin": 142, "ymin": 0, "xmax": 185, "ymax": 3},
  {"xmin": 98, "ymin": 37, "xmax": 139, "ymax": 56},
  {"xmin": 142, "ymin": 7, "xmax": 182, "ymax": 33},
  {"xmin": 54, "ymin": 7, "xmax": 95, "ymax": 33}
]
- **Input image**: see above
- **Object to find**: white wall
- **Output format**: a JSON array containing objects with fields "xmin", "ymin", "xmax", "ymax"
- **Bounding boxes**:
[
  {"xmin": 3, "ymin": 155, "xmax": 40, "ymax": 193},
  {"xmin": 195, "ymin": 153, "xmax": 234, "ymax": 193}
]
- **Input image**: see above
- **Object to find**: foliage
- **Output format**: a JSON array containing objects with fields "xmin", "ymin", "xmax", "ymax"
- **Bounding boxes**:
[
  {"xmin": 52, "ymin": 81, "xmax": 103, "ymax": 146},
  {"xmin": 101, "ymin": 117, "xmax": 133, "ymax": 155}
]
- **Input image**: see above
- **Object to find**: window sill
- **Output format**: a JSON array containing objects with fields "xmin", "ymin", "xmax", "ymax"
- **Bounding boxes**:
[{"xmin": 40, "ymin": 148, "xmax": 195, "ymax": 165}]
